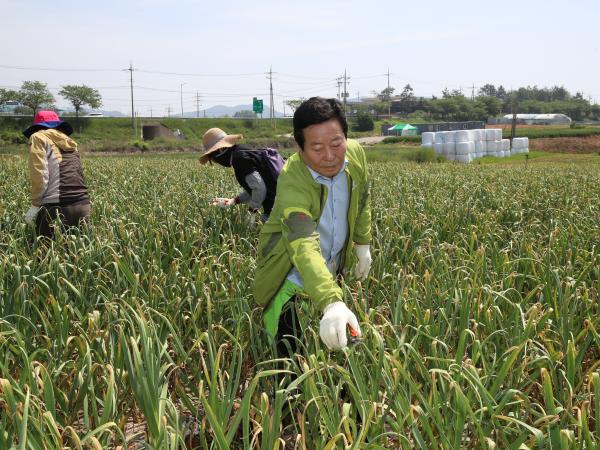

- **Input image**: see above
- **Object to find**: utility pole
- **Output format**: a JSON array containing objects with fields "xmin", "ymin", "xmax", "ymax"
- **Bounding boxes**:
[
  {"xmin": 180, "ymin": 82, "xmax": 186, "ymax": 118},
  {"xmin": 167, "ymin": 105, "xmax": 171, "ymax": 118},
  {"xmin": 336, "ymin": 77, "xmax": 343, "ymax": 100},
  {"xmin": 123, "ymin": 61, "xmax": 135, "ymax": 131},
  {"xmin": 386, "ymin": 68, "xmax": 391, "ymax": 116},
  {"xmin": 470, "ymin": 83, "xmax": 475, "ymax": 102},
  {"xmin": 196, "ymin": 91, "xmax": 201, "ymax": 118},
  {"xmin": 342, "ymin": 69, "xmax": 350, "ymax": 112},
  {"xmin": 150, "ymin": 108, "xmax": 153, "ymax": 118},
  {"xmin": 510, "ymin": 101, "xmax": 518, "ymax": 147},
  {"xmin": 266, "ymin": 66, "xmax": 275, "ymax": 128}
]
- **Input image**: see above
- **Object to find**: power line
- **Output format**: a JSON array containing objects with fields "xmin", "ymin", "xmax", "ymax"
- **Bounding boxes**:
[
  {"xmin": 136, "ymin": 69, "xmax": 264, "ymax": 77},
  {"xmin": 0, "ymin": 64, "xmax": 120, "ymax": 72}
]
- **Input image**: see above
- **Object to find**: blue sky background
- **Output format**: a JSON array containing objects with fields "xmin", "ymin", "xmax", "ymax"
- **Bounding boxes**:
[{"xmin": 2, "ymin": 0, "xmax": 598, "ymax": 114}]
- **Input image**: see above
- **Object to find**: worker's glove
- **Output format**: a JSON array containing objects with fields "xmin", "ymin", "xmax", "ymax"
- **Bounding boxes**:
[
  {"xmin": 24, "ymin": 206, "xmax": 41, "ymax": 226},
  {"xmin": 210, "ymin": 197, "xmax": 235, "ymax": 208},
  {"xmin": 354, "ymin": 244, "xmax": 372, "ymax": 280},
  {"xmin": 319, "ymin": 301, "xmax": 361, "ymax": 350}
]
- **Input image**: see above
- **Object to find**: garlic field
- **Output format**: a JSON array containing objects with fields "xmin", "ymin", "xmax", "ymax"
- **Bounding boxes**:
[{"xmin": 1, "ymin": 153, "xmax": 599, "ymax": 449}]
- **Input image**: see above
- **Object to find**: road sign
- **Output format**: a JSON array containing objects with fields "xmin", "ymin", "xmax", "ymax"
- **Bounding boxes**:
[{"xmin": 253, "ymin": 97, "xmax": 264, "ymax": 114}]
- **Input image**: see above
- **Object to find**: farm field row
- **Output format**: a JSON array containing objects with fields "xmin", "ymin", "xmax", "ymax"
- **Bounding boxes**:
[{"xmin": 0, "ymin": 154, "xmax": 599, "ymax": 448}]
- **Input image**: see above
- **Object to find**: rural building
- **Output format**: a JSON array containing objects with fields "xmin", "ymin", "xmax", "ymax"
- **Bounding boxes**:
[{"xmin": 499, "ymin": 113, "xmax": 571, "ymax": 125}]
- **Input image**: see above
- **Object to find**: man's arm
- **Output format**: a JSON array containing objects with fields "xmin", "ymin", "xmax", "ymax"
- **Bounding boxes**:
[{"xmin": 277, "ymin": 173, "xmax": 344, "ymax": 311}]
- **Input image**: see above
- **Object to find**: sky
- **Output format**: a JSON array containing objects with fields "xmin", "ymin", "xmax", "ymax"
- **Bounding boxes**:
[{"xmin": 2, "ymin": 0, "xmax": 598, "ymax": 116}]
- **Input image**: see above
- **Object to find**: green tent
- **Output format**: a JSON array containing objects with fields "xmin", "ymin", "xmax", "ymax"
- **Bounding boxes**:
[{"xmin": 388, "ymin": 123, "xmax": 417, "ymax": 136}]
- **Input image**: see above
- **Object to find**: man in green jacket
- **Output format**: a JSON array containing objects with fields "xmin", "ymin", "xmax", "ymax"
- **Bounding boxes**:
[{"xmin": 253, "ymin": 97, "xmax": 372, "ymax": 353}]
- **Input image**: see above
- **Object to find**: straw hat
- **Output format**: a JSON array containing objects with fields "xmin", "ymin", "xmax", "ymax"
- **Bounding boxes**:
[{"xmin": 199, "ymin": 128, "xmax": 242, "ymax": 164}]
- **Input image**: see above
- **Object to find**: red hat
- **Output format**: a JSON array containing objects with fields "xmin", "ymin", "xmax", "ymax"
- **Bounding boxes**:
[{"xmin": 23, "ymin": 110, "xmax": 73, "ymax": 138}]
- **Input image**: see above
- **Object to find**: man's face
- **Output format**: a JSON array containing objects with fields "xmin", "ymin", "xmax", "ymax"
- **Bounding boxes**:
[{"xmin": 299, "ymin": 118, "xmax": 347, "ymax": 177}]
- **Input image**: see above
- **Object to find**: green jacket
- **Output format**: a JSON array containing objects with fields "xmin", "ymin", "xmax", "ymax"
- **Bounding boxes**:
[{"xmin": 253, "ymin": 139, "xmax": 371, "ymax": 311}]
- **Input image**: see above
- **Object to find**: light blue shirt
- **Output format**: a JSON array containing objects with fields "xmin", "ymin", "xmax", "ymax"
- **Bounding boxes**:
[{"xmin": 287, "ymin": 161, "xmax": 350, "ymax": 288}]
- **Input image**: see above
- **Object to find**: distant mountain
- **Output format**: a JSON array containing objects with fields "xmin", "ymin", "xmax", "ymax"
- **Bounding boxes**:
[
  {"xmin": 178, "ymin": 104, "xmax": 285, "ymax": 118},
  {"xmin": 99, "ymin": 110, "xmax": 126, "ymax": 117}
]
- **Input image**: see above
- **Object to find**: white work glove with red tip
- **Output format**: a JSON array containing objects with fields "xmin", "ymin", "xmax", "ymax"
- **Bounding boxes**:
[
  {"xmin": 319, "ymin": 301, "xmax": 361, "ymax": 350},
  {"xmin": 354, "ymin": 244, "xmax": 372, "ymax": 280},
  {"xmin": 210, "ymin": 197, "xmax": 236, "ymax": 208},
  {"xmin": 24, "ymin": 206, "xmax": 41, "ymax": 226}
]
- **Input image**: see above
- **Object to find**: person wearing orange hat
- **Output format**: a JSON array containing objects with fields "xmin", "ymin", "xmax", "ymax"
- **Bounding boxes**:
[
  {"xmin": 200, "ymin": 128, "xmax": 284, "ymax": 221},
  {"xmin": 23, "ymin": 111, "xmax": 91, "ymax": 238}
]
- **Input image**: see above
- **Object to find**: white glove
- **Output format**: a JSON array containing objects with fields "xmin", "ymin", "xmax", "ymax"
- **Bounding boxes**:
[
  {"xmin": 354, "ymin": 244, "xmax": 372, "ymax": 280},
  {"xmin": 24, "ymin": 206, "xmax": 41, "ymax": 226},
  {"xmin": 210, "ymin": 197, "xmax": 235, "ymax": 208},
  {"xmin": 319, "ymin": 301, "xmax": 361, "ymax": 350}
]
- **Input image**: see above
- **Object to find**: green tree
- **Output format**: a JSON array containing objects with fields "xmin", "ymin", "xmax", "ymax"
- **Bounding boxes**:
[
  {"xmin": 19, "ymin": 81, "xmax": 55, "ymax": 114},
  {"xmin": 377, "ymin": 86, "xmax": 395, "ymax": 102},
  {"xmin": 58, "ymin": 84, "xmax": 102, "ymax": 120},
  {"xmin": 285, "ymin": 98, "xmax": 305, "ymax": 113},
  {"xmin": 397, "ymin": 84, "xmax": 415, "ymax": 115},
  {"xmin": 496, "ymin": 85, "xmax": 507, "ymax": 100},
  {"xmin": 478, "ymin": 83, "xmax": 497, "ymax": 97},
  {"xmin": 441, "ymin": 88, "xmax": 463, "ymax": 98},
  {"xmin": 430, "ymin": 96, "xmax": 476, "ymax": 121},
  {"xmin": 474, "ymin": 95, "xmax": 502, "ymax": 119},
  {"xmin": 352, "ymin": 110, "xmax": 374, "ymax": 132}
]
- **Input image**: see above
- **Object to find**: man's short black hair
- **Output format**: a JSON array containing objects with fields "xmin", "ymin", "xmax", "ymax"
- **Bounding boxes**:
[{"xmin": 293, "ymin": 97, "xmax": 348, "ymax": 150}]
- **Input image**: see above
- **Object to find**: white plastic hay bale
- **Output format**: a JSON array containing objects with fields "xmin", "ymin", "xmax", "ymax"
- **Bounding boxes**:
[
  {"xmin": 471, "ymin": 129, "xmax": 482, "ymax": 141},
  {"xmin": 485, "ymin": 129, "xmax": 496, "ymax": 141},
  {"xmin": 502, "ymin": 139, "xmax": 510, "ymax": 151},
  {"xmin": 456, "ymin": 154, "xmax": 471, "ymax": 164},
  {"xmin": 474, "ymin": 140, "xmax": 483, "ymax": 153},
  {"xmin": 454, "ymin": 130, "xmax": 470, "ymax": 142},
  {"xmin": 422, "ymin": 132, "xmax": 435, "ymax": 146},
  {"xmin": 433, "ymin": 142, "xmax": 444, "ymax": 155},
  {"xmin": 476, "ymin": 152, "xmax": 484, "ymax": 158},
  {"xmin": 523, "ymin": 137, "xmax": 529, "ymax": 147},
  {"xmin": 480, "ymin": 140, "xmax": 488, "ymax": 153},
  {"xmin": 523, "ymin": 147, "xmax": 529, "ymax": 154},
  {"xmin": 495, "ymin": 140, "xmax": 503, "ymax": 154},
  {"xmin": 434, "ymin": 132, "xmax": 445, "ymax": 144},
  {"xmin": 443, "ymin": 142, "xmax": 456, "ymax": 155},
  {"xmin": 445, "ymin": 131, "xmax": 456, "ymax": 143},
  {"xmin": 455, "ymin": 141, "xmax": 474, "ymax": 155},
  {"xmin": 495, "ymin": 129, "xmax": 502, "ymax": 140},
  {"xmin": 487, "ymin": 141, "xmax": 497, "ymax": 152}
]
